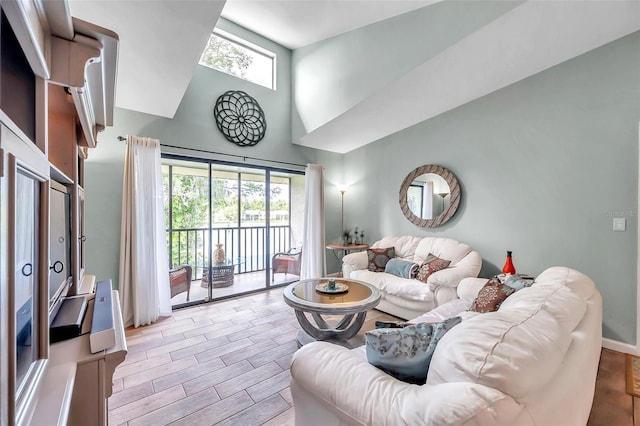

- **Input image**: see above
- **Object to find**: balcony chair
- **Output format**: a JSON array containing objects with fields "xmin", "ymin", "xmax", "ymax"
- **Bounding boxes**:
[
  {"xmin": 169, "ymin": 264, "xmax": 192, "ymax": 301},
  {"xmin": 272, "ymin": 247, "xmax": 302, "ymax": 283}
]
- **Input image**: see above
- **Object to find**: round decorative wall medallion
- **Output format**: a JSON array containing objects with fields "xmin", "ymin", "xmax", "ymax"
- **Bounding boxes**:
[{"xmin": 213, "ymin": 90, "xmax": 267, "ymax": 147}]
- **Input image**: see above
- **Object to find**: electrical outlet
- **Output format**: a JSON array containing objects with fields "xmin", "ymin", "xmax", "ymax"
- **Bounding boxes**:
[{"xmin": 613, "ymin": 217, "xmax": 626, "ymax": 232}]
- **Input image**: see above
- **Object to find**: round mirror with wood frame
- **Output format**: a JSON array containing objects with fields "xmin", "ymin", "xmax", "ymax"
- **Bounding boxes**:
[{"xmin": 399, "ymin": 164, "xmax": 461, "ymax": 228}]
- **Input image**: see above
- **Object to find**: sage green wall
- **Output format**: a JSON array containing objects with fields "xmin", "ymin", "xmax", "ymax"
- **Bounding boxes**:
[
  {"xmin": 341, "ymin": 32, "xmax": 640, "ymax": 344},
  {"xmin": 291, "ymin": 0, "xmax": 522, "ymax": 140},
  {"xmin": 84, "ymin": 19, "xmax": 342, "ymax": 290},
  {"xmin": 85, "ymin": 9, "xmax": 639, "ymax": 347}
]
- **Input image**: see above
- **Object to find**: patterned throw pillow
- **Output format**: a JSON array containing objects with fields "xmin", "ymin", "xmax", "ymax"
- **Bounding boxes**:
[
  {"xmin": 365, "ymin": 317, "xmax": 462, "ymax": 384},
  {"xmin": 469, "ymin": 276, "xmax": 516, "ymax": 313},
  {"xmin": 416, "ymin": 253, "xmax": 451, "ymax": 283},
  {"xmin": 367, "ymin": 247, "xmax": 395, "ymax": 272}
]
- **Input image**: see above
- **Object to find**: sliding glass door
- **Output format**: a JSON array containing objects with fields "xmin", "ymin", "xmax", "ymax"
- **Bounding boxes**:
[
  {"xmin": 270, "ymin": 172, "xmax": 304, "ymax": 285},
  {"xmin": 162, "ymin": 159, "xmax": 211, "ymax": 306},
  {"xmin": 162, "ymin": 155, "xmax": 304, "ymax": 308}
]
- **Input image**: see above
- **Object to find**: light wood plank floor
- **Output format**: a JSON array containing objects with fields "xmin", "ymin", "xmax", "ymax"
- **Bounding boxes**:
[
  {"xmin": 110, "ymin": 287, "xmax": 633, "ymax": 425},
  {"xmin": 170, "ymin": 271, "xmax": 298, "ymax": 306}
]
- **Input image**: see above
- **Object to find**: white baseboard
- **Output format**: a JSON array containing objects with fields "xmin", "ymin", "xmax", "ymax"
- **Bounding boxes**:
[{"xmin": 602, "ymin": 337, "xmax": 639, "ymax": 355}]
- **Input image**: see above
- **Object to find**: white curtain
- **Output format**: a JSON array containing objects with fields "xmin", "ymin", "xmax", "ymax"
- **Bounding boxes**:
[
  {"xmin": 300, "ymin": 164, "xmax": 326, "ymax": 279},
  {"xmin": 119, "ymin": 135, "xmax": 171, "ymax": 327}
]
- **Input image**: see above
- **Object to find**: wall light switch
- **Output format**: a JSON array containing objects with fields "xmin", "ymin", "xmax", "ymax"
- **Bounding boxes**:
[{"xmin": 613, "ymin": 217, "xmax": 626, "ymax": 231}]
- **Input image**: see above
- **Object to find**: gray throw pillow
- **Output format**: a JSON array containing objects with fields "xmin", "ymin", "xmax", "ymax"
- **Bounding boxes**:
[
  {"xmin": 365, "ymin": 316, "xmax": 462, "ymax": 384},
  {"xmin": 503, "ymin": 274, "xmax": 535, "ymax": 291}
]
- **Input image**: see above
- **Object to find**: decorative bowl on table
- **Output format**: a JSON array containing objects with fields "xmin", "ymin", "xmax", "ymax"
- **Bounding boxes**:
[{"xmin": 315, "ymin": 279, "xmax": 349, "ymax": 294}]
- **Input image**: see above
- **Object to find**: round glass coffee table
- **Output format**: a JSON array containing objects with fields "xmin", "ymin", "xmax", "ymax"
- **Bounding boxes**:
[{"xmin": 283, "ymin": 278, "xmax": 381, "ymax": 345}]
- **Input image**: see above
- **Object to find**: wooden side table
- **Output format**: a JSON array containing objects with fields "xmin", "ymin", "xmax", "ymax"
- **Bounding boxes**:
[
  {"xmin": 326, "ymin": 243, "xmax": 369, "ymax": 263},
  {"xmin": 326, "ymin": 243, "xmax": 368, "ymax": 253}
]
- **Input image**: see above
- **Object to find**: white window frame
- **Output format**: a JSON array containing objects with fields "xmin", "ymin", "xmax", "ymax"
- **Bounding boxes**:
[{"xmin": 203, "ymin": 28, "xmax": 277, "ymax": 90}]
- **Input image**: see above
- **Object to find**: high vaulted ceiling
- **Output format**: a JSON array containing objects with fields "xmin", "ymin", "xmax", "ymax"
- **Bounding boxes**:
[
  {"xmin": 69, "ymin": 1, "xmax": 640, "ymax": 153},
  {"xmin": 294, "ymin": 0, "xmax": 640, "ymax": 153},
  {"xmin": 69, "ymin": 0, "xmax": 226, "ymax": 119},
  {"xmin": 220, "ymin": 0, "xmax": 440, "ymax": 49},
  {"xmin": 68, "ymin": 0, "xmax": 437, "ymax": 119}
]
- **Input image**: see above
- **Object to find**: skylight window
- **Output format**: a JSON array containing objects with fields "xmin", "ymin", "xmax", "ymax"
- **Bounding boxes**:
[{"xmin": 200, "ymin": 29, "xmax": 276, "ymax": 90}]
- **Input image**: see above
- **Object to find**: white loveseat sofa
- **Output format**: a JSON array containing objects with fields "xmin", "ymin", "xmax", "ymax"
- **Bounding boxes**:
[
  {"xmin": 290, "ymin": 266, "xmax": 602, "ymax": 426},
  {"xmin": 342, "ymin": 236, "xmax": 482, "ymax": 319}
]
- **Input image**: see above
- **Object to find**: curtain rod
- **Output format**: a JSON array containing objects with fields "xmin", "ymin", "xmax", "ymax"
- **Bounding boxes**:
[{"xmin": 116, "ymin": 136, "xmax": 306, "ymax": 168}]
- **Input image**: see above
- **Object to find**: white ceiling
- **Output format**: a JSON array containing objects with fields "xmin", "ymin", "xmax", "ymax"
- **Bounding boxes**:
[
  {"xmin": 68, "ymin": 0, "xmax": 437, "ymax": 120},
  {"xmin": 296, "ymin": 0, "xmax": 640, "ymax": 153},
  {"xmin": 69, "ymin": 0, "xmax": 226, "ymax": 119},
  {"xmin": 221, "ymin": 0, "xmax": 440, "ymax": 49},
  {"xmin": 68, "ymin": 1, "xmax": 640, "ymax": 153}
]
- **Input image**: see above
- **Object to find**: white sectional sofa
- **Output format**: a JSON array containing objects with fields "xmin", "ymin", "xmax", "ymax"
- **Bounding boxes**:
[
  {"xmin": 342, "ymin": 236, "xmax": 482, "ymax": 319},
  {"xmin": 290, "ymin": 266, "xmax": 603, "ymax": 426}
]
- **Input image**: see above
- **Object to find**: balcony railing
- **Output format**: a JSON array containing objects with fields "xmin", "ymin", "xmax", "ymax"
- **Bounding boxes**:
[{"xmin": 167, "ymin": 225, "xmax": 292, "ymax": 280}]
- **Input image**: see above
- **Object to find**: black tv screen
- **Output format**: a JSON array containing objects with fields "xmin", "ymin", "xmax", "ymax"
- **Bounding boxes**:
[{"xmin": 49, "ymin": 181, "xmax": 72, "ymax": 320}]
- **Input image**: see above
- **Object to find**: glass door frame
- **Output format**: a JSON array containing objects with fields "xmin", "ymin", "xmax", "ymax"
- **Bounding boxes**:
[{"xmin": 162, "ymin": 153, "xmax": 304, "ymax": 308}]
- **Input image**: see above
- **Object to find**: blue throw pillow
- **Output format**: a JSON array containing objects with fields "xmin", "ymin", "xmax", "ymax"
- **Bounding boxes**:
[
  {"xmin": 503, "ymin": 274, "xmax": 535, "ymax": 291},
  {"xmin": 384, "ymin": 258, "xmax": 418, "ymax": 279},
  {"xmin": 365, "ymin": 316, "xmax": 462, "ymax": 384}
]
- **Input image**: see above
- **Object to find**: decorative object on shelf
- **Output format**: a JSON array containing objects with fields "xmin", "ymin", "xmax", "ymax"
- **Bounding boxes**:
[
  {"xmin": 214, "ymin": 243, "xmax": 225, "ymax": 264},
  {"xmin": 502, "ymin": 250, "xmax": 516, "ymax": 275},
  {"xmin": 353, "ymin": 226, "xmax": 365, "ymax": 245},
  {"xmin": 213, "ymin": 90, "xmax": 267, "ymax": 146},
  {"xmin": 341, "ymin": 225, "xmax": 364, "ymax": 245}
]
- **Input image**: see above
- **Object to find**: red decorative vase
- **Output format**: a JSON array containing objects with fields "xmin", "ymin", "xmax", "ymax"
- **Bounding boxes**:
[{"xmin": 502, "ymin": 251, "xmax": 516, "ymax": 275}]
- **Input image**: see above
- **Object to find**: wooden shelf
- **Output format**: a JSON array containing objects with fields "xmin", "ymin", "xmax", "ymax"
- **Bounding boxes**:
[
  {"xmin": 30, "ymin": 362, "xmax": 76, "ymax": 426},
  {"xmin": 31, "ymin": 289, "xmax": 126, "ymax": 426},
  {"xmin": 50, "ymin": 163, "xmax": 73, "ymax": 185}
]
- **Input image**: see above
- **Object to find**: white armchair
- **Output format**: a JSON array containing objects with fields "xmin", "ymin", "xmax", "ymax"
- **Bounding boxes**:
[{"xmin": 290, "ymin": 267, "xmax": 602, "ymax": 426}]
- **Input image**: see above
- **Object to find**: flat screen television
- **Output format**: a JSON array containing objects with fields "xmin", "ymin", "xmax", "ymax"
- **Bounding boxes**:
[{"xmin": 48, "ymin": 181, "xmax": 72, "ymax": 322}]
